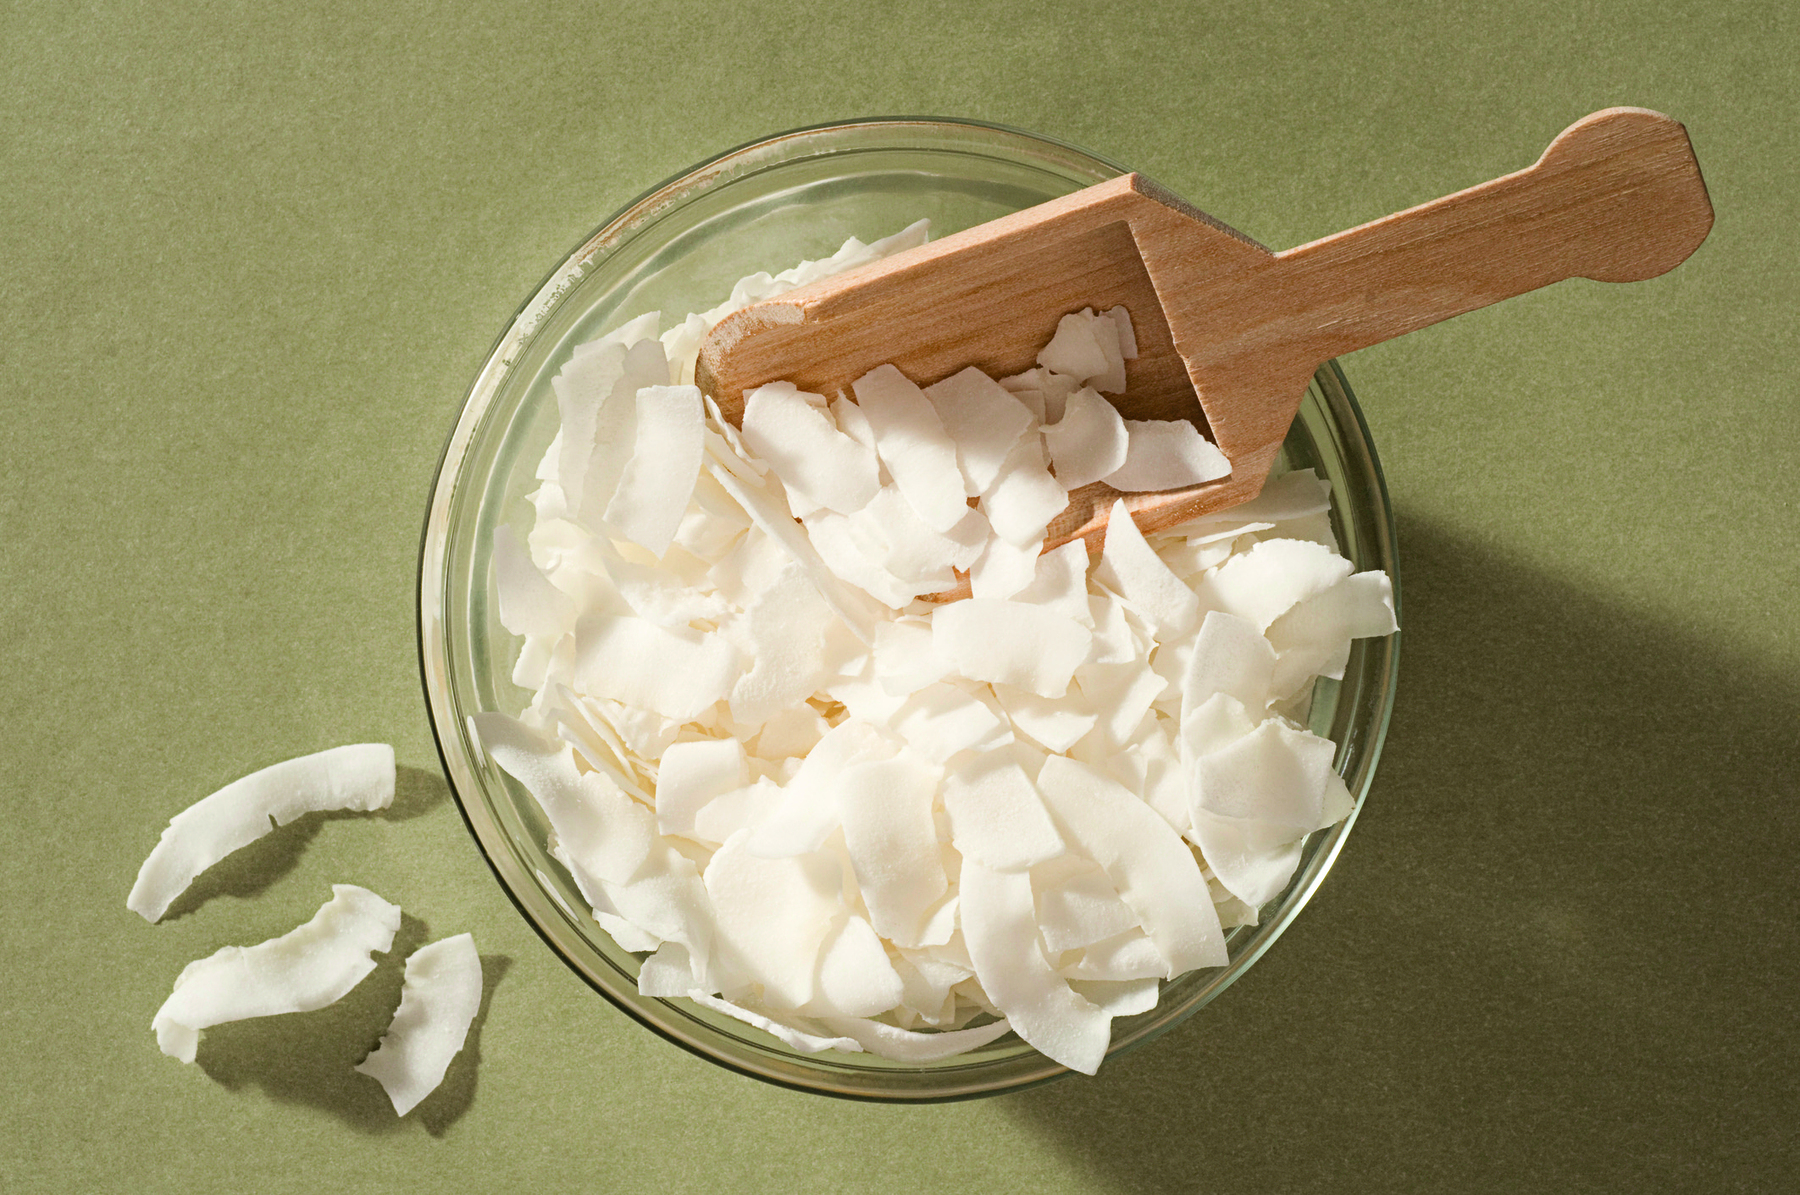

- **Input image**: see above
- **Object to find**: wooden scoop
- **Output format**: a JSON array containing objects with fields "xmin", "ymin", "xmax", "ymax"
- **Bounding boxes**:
[{"xmin": 698, "ymin": 107, "xmax": 1711, "ymax": 557}]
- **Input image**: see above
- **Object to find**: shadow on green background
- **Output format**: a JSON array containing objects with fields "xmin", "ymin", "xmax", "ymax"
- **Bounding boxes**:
[{"xmin": 1003, "ymin": 515, "xmax": 1797, "ymax": 1191}]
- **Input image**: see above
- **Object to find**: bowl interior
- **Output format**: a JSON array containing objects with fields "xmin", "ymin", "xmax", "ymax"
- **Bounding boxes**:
[{"xmin": 419, "ymin": 119, "xmax": 1399, "ymax": 1101}]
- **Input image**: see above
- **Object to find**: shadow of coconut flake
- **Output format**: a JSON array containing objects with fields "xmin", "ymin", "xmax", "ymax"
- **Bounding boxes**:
[
  {"xmin": 156, "ymin": 765, "xmax": 449, "ymax": 923},
  {"xmin": 192, "ymin": 916, "xmax": 509, "ymax": 1135},
  {"xmin": 999, "ymin": 516, "xmax": 1800, "ymax": 1193},
  {"xmin": 415, "ymin": 954, "xmax": 512, "ymax": 1138}
]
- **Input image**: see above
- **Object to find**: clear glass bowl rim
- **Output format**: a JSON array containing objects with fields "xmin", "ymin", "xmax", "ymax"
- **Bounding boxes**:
[{"xmin": 417, "ymin": 115, "xmax": 1401, "ymax": 1102}]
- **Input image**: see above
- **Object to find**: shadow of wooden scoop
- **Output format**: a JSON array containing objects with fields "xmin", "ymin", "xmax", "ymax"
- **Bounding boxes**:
[{"xmin": 698, "ymin": 107, "xmax": 1711, "ymax": 569}]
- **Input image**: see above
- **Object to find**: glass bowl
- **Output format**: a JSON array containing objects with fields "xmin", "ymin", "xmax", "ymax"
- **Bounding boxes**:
[{"xmin": 418, "ymin": 117, "xmax": 1400, "ymax": 1101}]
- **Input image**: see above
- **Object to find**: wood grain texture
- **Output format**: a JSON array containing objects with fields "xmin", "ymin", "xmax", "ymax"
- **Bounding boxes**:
[{"xmin": 697, "ymin": 107, "xmax": 1712, "ymax": 570}]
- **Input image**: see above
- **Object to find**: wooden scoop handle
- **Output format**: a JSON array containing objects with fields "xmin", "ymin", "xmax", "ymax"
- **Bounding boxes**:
[{"xmin": 1177, "ymin": 107, "xmax": 1713, "ymax": 477}]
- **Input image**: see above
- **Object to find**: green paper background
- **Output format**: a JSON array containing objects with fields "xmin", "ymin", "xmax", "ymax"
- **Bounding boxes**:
[{"xmin": 4, "ymin": 1, "xmax": 1794, "ymax": 1190}]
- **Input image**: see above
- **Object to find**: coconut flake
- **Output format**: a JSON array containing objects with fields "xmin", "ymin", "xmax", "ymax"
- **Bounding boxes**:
[
  {"xmin": 1103, "ymin": 306, "xmax": 1138, "ymax": 360},
  {"xmin": 1037, "ymin": 309, "xmax": 1126, "ymax": 394},
  {"xmin": 934, "ymin": 599, "xmax": 1092, "ymax": 698},
  {"xmin": 355, "ymin": 933, "xmax": 482, "ymax": 1116},
  {"xmin": 992, "ymin": 684, "xmax": 1098, "ymax": 753},
  {"xmin": 604, "ymin": 384, "xmax": 705, "ymax": 557},
  {"xmin": 1194, "ymin": 538, "xmax": 1355, "ymax": 630},
  {"xmin": 960, "ymin": 861, "xmax": 1111, "ymax": 1074},
  {"xmin": 702, "ymin": 830, "xmax": 842, "ymax": 1010},
  {"xmin": 808, "ymin": 914, "xmax": 906, "ymax": 1018},
  {"xmin": 585, "ymin": 532, "xmax": 727, "ymax": 629},
  {"xmin": 1105, "ymin": 420, "xmax": 1231, "ymax": 492},
  {"xmin": 1265, "ymin": 570, "xmax": 1397, "ymax": 697},
  {"xmin": 1002, "ymin": 367, "xmax": 1081, "ymax": 426},
  {"xmin": 726, "ymin": 561, "xmax": 834, "ymax": 725},
  {"xmin": 1095, "ymin": 499, "xmax": 1201, "ymax": 637},
  {"xmin": 1034, "ymin": 860, "xmax": 1143, "ymax": 953},
  {"xmin": 836, "ymin": 755, "xmax": 947, "ymax": 948},
  {"xmin": 741, "ymin": 382, "xmax": 880, "ymax": 515},
  {"xmin": 1043, "ymin": 388, "xmax": 1130, "ymax": 491},
  {"xmin": 571, "ymin": 613, "xmax": 738, "ymax": 722},
  {"xmin": 750, "ymin": 705, "xmax": 830, "ymax": 761},
  {"xmin": 475, "ymin": 712, "xmax": 656, "ymax": 886},
  {"xmin": 128, "ymin": 744, "xmax": 396, "ymax": 924},
  {"xmin": 803, "ymin": 511, "xmax": 919, "ymax": 608},
  {"xmin": 1170, "ymin": 468, "xmax": 1332, "ymax": 535},
  {"xmin": 849, "ymin": 485, "xmax": 987, "ymax": 583},
  {"xmin": 593, "ymin": 841, "xmax": 718, "ymax": 969},
  {"xmin": 1060, "ymin": 929, "xmax": 1169, "ymax": 982},
  {"xmin": 981, "ymin": 435, "xmax": 1068, "ymax": 546},
  {"xmin": 870, "ymin": 618, "xmax": 951, "ymax": 696},
  {"xmin": 1084, "ymin": 589, "xmax": 1141, "ymax": 665},
  {"xmin": 1075, "ymin": 661, "xmax": 1167, "ymax": 749},
  {"xmin": 638, "ymin": 940, "xmax": 704, "ymax": 998},
  {"xmin": 690, "ymin": 994, "xmax": 863, "ymax": 1054},
  {"xmin": 1193, "ymin": 720, "xmax": 1337, "ymax": 831},
  {"xmin": 655, "ymin": 738, "xmax": 748, "ymax": 838},
  {"xmin": 1069, "ymin": 977, "xmax": 1159, "ymax": 1018},
  {"xmin": 941, "ymin": 751, "xmax": 1064, "ymax": 873},
  {"xmin": 1036, "ymin": 756, "xmax": 1227, "ymax": 975},
  {"xmin": 1182, "ymin": 610, "xmax": 1278, "ymax": 716},
  {"xmin": 924, "ymin": 366, "xmax": 1037, "ymax": 495},
  {"xmin": 1186, "ymin": 812, "xmax": 1308, "ymax": 909},
  {"xmin": 746, "ymin": 719, "xmax": 892, "ymax": 858},
  {"xmin": 493, "ymin": 526, "xmax": 575, "ymax": 638},
  {"xmin": 152, "ymin": 884, "xmax": 401, "ymax": 1062},
  {"xmin": 821, "ymin": 1015, "xmax": 1014, "ymax": 1061},
  {"xmin": 571, "ymin": 339, "xmax": 671, "ymax": 530},
  {"xmin": 969, "ymin": 534, "xmax": 1042, "ymax": 601},
  {"xmin": 707, "ymin": 461, "xmax": 882, "ymax": 644},
  {"xmin": 890, "ymin": 683, "xmax": 1010, "ymax": 763},
  {"xmin": 1012, "ymin": 539, "xmax": 1094, "ymax": 626},
  {"xmin": 850, "ymin": 365, "xmax": 970, "ymax": 531}
]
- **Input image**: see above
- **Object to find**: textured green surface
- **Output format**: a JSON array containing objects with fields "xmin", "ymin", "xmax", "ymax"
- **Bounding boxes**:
[{"xmin": 3, "ymin": 1, "xmax": 1795, "ymax": 1191}]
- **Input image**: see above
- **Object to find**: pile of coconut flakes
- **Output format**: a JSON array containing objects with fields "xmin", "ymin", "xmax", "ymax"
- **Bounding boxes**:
[{"xmin": 476, "ymin": 223, "xmax": 1396, "ymax": 1074}]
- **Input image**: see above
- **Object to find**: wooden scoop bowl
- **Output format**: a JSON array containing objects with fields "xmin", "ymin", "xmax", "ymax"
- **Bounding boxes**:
[{"xmin": 697, "ymin": 107, "xmax": 1712, "ymax": 555}]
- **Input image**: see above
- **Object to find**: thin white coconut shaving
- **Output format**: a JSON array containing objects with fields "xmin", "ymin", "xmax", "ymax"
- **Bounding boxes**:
[
  {"xmin": 355, "ymin": 933, "xmax": 483, "ymax": 1117},
  {"xmin": 933, "ymin": 599, "xmax": 1092, "ymax": 698},
  {"xmin": 1043, "ymin": 387, "xmax": 1129, "ymax": 490},
  {"xmin": 890, "ymin": 683, "xmax": 1010, "ymax": 763},
  {"xmin": 740, "ymin": 381, "xmax": 879, "ymax": 516},
  {"xmin": 702, "ymin": 830, "xmax": 842, "ymax": 1010},
  {"xmin": 474, "ymin": 712, "xmax": 655, "ymax": 887},
  {"xmin": 961, "ymin": 861, "xmax": 1111, "ymax": 1074},
  {"xmin": 924, "ymin": 366, "xmax": 1037, "ymax": 495},
  {"xmin": 979, "ymin": 435, "xmax": 1068, "ymax": 547},
  {"xmin": 493, "ymin": 526, "xmax": 575, "ymax": 638},
  {"xmin": 836, "ymin": 755, "xmax": 948, "ymax": 948},
  {"xmin": 152, "ymin": 884, "xmax": 401, "ymax": 1062},
  {"xmin": 1037, "ymin": 308, "xmax": 1127, "ymax": 394},
  {"xmin": 821, "ymin": 1014, "xmax": 1014, "ymax": 1062},
  {"xmin": 811, "ymin": 913, "xmax": 907, "ymax": 1017},
  {"xmin": 1105, "ymin": 419, "xmax": 1232, "ymax": 492},
  {"xmin": 128, "ymin": 744, "xmax": 396, "ymax": 924},
  {"xmin": 940, "ymin": 751, "xmax": 1064, "ymax": 873},
  {"xmin": 572, "ymin": 612, "xmax": 738, "ymax": 722},
  {"xmin": 1034, "ymin": 858, "xmax": 1144, "ymax": 953},
  {"xmin": 604, "ymin": 384, "xmax": 705, "ymax": 558},
  {"xmin": 1095, "ymin": 498, "xmax": 1201, "ymax": 638},
  {"xmin": 969, "ymin": 533, "xmax": 1042, "ymax": 601},
  {"xmin": 653, "ymin": 738, "xmax": 747, "ymax": 838},
  {"xmin": 1036, "ymin": 756, "xmax": 1227, "ymax": 976},
  {"xmin": 850, "ymin": 364, "xmax": 971, "ymax": 533},
  {"xmin": 475, "ymin": 227, "xmax": 1397, "ymax": 1075}
]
